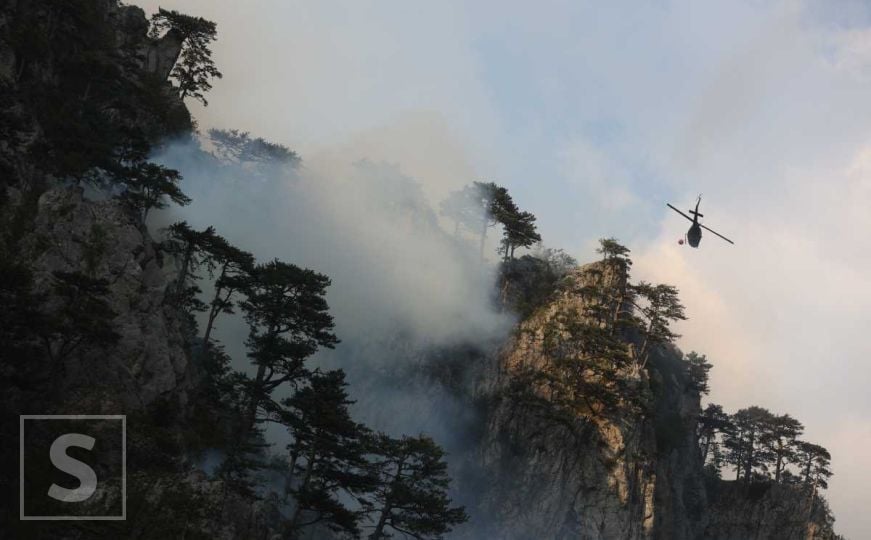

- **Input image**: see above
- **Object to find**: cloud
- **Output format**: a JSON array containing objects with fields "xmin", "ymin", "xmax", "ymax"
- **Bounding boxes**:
[{"xmin": 558, "ymin": 138, "xmax": 639, "ymax": 211}]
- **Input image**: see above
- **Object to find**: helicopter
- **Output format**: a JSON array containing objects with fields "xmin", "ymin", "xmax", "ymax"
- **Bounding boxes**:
[{"xmin": 666, "ymin": 196, "xmax": 734, "ymax": 248}]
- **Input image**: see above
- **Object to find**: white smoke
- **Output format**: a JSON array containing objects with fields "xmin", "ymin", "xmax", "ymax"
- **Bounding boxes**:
[{"xmin": 151, "ymin": 132, "xmax": 514, "ymax": 442}]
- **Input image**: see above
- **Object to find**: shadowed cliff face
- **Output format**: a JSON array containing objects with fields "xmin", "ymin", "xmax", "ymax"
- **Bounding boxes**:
[{"xmin": 0, "ymin": 0, "xmax": 194, "ymax": 417}]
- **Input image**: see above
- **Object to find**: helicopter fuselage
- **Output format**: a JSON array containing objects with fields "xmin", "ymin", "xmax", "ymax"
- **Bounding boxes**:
[{"xmin": 687, "ymin": 223, "xmax": 702, "ymax": 247}]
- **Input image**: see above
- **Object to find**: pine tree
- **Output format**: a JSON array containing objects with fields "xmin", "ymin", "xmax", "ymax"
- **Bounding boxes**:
[
  {"xmin": 500, "ymin": 210, "xmax": 541, "ymax": 261},
  {"xmin": 685, "ymin": 352, "xmax": 713, "ymax": 395},
  {"xmin": 199, "ymin": 236, "xmax": 255, "ymax": 348},
  {"xmin": 723, "ymin": 406, "xmax": 776, "ymax": 482},
  {"xmin": 163, "ymin": 222, "xmax": 255, "ymax": 346},
  {"xmin": 596, "ymin": 237, "xmax": 632, "ymax": 272},
  {"xmin": 164, "ymin": 221, "xmax": 216, "ymax": 309},
  {"xmin": 632, "ymin": 282, "xmax": 686, "ymax": 370},
  {"xmin": 364, "ymin": 434, "xmax": 467, "ymax": 540},
  {"xmin": 441, "ymin": 181, "xmax": 513, "ymax": 258},
  {"xmin": 698, "ymin": 403, "xmax": 732, "ymax": 468},
  {"xmin": 208, "ymin": 128, "xmax": 300, "ymax": 170},
  {"xmin": 150, "ymin": 9, "xmax": 223, "ymax": 105},
  {"xmin": 762, "ymin": 414, "xmax": 804, "ymax": 483},
  {"xmin": 593, "ymin": 238, "xmax": 634, "ymax": 331},
  {"xmin": 40, "ymin": 271, "xmax": 119, "ymax": 367},
  {"xmin": 238, "ymin": 260, "xmax": 339, "ymax": 437},
  {"xmin": 120, "ymin": 162, "xmax": 190, "ymax": 221},
  {"xmin": 795, "ymin": 441, "xmax": 832, "ymax": 490},
  {"xmin": 439, "ymin": 184, "xmax": 484, "ymax": 236},
  {"xmin": 279, "ymin": 370, "xmax": 373, "ymax": 538}
]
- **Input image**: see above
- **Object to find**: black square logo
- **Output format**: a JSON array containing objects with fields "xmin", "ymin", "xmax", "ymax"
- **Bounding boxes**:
[{"xmin": 20, "ymin": 415, "xmax": 126, "ymax": 520}]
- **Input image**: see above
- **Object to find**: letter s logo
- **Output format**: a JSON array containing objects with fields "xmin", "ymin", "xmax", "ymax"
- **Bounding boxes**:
[{"xmin": 47, "ymin": 433, "xmax": 98, "ymax": 502}]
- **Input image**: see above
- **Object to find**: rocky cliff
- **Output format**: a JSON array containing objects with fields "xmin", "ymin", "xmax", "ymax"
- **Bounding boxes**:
[{"xmin": 455, "ymin": 261, "xmax": 840, "ymax": 539}]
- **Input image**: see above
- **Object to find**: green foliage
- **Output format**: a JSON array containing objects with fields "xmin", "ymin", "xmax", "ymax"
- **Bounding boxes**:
[
  {"xmin": 150, "ymin": 9, "xmax": 223, "ymax": 106},
  {"xmin": 684, "ymin": 351, "xmax": 712, "ymax": 395},
  {"xmin": 764, "ymin": 414, "xmax": 804, "ymax": 483},
  {"xmin": 237, "ymin": 259, "xmax": 339, "ymax": 438},
  {"xmin": 6, "ymin": 1, "xmax": 196, "ymax": 182},
  {"xmin": 120, "ymin": 162, "xmax": 190, "ymax": 220},
  {"xmin": 499, "ymin": 209, "xmax": 541, "ymax": 261},
  {"xmin": 498, "ymin": 252, "xmax": 570, "ymax": 317},
  {"xmin": 163, "ymin": 222, "xmax": 254, "ymax": 340},
  {"xmin": 364, "ymin": 433, "xmax": 468, "ymax": 540},
  {"xmin": 279, "ymin": 369, "xmax": 373, "ymax": 537},
  {"xmin": 795, "ymin": 441, "xmax": 832, "ymax": 489},
  {"xmin": 208, "ymin": 128, "xmax": 300, "ymax": 169},
  {"xmin": 698, "ymin": 403, "xmax": 731, "ymax": 468},
  {"xmin": 40, "ymin": 271, "xmax": 119, "ymax": 365},
  {"xmin": 439, "ymin": 184, "xmax": 486, "ymax": 236},
  {"xmin": 713, "ymin": 405, "xmax": 830, "ymax": 490},
  {"xmin": 440, "ymin": 181, "xmax": 540, "ymax": 260},
  {"xmin": 631, "ymin": 281, "xmax": 686, "ymax": 369},
  {"xmin": 596, "ymin": 237, "xmax": 632, "ymax": 276}
]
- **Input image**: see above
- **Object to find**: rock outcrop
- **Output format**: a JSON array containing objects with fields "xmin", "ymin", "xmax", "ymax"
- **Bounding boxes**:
[
  {"xmin": 459, "ymin": 262, "xmax": 839, "ymax": 539},
  {"xmin": 21, "ymin": 186, "xmax": 193, "ymax": 411},
  {"xmin": 465, "ymin": 263, "xmax": 706, "ymax": 539}
]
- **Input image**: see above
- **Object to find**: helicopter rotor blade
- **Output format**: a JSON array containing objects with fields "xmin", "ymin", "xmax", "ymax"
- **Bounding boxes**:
[
  {"xmin": 700, "ymin": 223, "xmax": 734, "ymax": 245},
  {"xmin": 666, "ymin": 203, "xmax": 695, "ymax": 223}
]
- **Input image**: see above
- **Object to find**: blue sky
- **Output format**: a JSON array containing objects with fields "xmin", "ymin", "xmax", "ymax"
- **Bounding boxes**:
[{"xmin": 139, "ymin": 1, "xmax": 871, "ymax": 536}]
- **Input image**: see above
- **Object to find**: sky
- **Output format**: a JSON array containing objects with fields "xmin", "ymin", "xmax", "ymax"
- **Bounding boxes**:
[{"xmin": 137, "ymin": 1, "xmax": 871, "ymax": 536}]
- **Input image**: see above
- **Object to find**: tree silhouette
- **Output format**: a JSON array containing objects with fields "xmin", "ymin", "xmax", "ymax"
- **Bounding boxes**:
[
  {"xmin": 763, "ymin": 414, "xmax": 804, "ymax": 483},
  {"xmin": 500, "ymin": 210, "xmax": 541, "ymax": 261},
  {"xmin": 632, "ymin": 282, "xmax": 686, "ymax": 370},
  {"xmin": 40, "ymin": 271, "xmax": 119, "ymax": 368},
  {"xmin": 238, "ymin": 260, "xmax": 339, "ymax": 438},
  {"xmin": 795, "ymin": 441, "xmax": 832, "ymax": 490},
  {"xmin": 685, "ymin": 352, "xmax": 713, "ymax": 395},
  {"xmin": 150, "ymin": 9, "xmax": 222, "ymax": 105},
  {"xmin": 364, "ymin": 434, "xmax": 467, "ymax": 540},
  {"xmin": 698, "ymin": 403, "xmax": 732, "ymax": 469},
  {"xmin": 723, "ymin": 406, "xmax": 775, "ymax": 482},
  {"xmin": 279, "ymin": 370, "xmax": 372, "ymax": 538},
  {"xmin": 208, "ymin": 128, "xmax": 300, "ymax": 169},
  {"xmin": 120, "ymin": 162, "xmax": 190, "ymax": 221}
]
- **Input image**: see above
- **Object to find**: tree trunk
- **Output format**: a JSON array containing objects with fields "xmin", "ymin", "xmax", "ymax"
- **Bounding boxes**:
[
  {"xmin": 241, "ymin": 363, "xmax": 267, "ymax": 441},
  {"xmin": 288, "ymin": 447, "xmax": 317, "ymax": 533},
  {"xmin": 775, "ymin": 451, "xmax": 783, "ymax": 483},
  {"xmin": 203, "ymin": 264, "xmax": 228, "ymax": 347},
  {"xmin": 175, "ymin": 243, "xmax": 194, "ymax": 298},
  {"xmin": 479, "ymin": 216, "xmax": 488, "ymax": 260},
  {"xmin": 744, "ymin": 433, "xmax": 754, "ymax": 483},
  {"xmin": 701, "ymin": 435, "xmax": 711, "ymax": 464},
  {"xmin": 370, "ymin": 460, "xmax": 403, "ymax": 540},
  {"xmin": 370, "ymin": 502, "xmax": 392, "ymax": 540}
]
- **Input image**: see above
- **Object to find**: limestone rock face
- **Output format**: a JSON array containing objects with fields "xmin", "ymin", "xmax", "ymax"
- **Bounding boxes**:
[
  {"xmin": 142, "ymin": 27, "xmax": 184, "ymax": 81},
  {"xmin": 462, "ymin": 262, "xmax": 838, "ymax": 539},
  {"xmin": 21, "ymin": 186, "xmax": 193, "ymax": 412},
  {"xmin": 469, "ymin": 262, "xmax": 706, "ymax": 539},
  {"xmin": 703, "ymin": 482, "xmax": 840, "ymax": 540}
]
